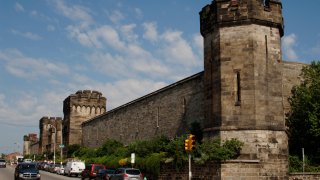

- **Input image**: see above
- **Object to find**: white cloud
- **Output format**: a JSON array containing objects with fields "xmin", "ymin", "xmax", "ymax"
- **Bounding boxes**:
[
  {"xmin": 11, "ymin": 30, "xmax": 42, "ymax": 41},
  {"xmin": 282, "ymin": 33, "xmax": 299, "ymax": 61},
  {"xmin": 121, "ymin": 24, "xmax": 138, "ymax": 42},
  {"xmin": 47, "ymin": 25, "xmax": 55, "ymax": 32},
  {"xmin": 143, "ymin": 22, "xmax": 158, "ymax": 42},
  {"xmin": 0, "ymin": 49, "xmax": 69, "ymax": 79},
  {"xmin": 108, "ymin": 10, "xmax": 124, "ymax": 24},
  {"xmin": 53, "ymin": 0, "xmax": 93, "ymax": 27},
  {"xmin": 97, "ymin": 79, "xmax": 167, "ymax": 109},
  {"xmin": 160, "ymin": 30, "xmax": 199, "ymax": 67},
  {"xmin": 66, "ymin": 25, "xmax": 125, "ymax": 50},
  {"xmin": 193, "ymin": 34, "xmax": 203, "ymax": 54},
  {"xmin": 14, "ymin": 3, "xmax": 24, "ymax": 12},
  {"xmin": 134, "ymin": 8, "xmax": 143, "ymax": 19},
  {"xmin": 0, "ymin": 91, "xmax": 65, "ymax": 126},
  {"xmin": 88, "ymin": 51, "xmax": 132, "ymax": 78}
]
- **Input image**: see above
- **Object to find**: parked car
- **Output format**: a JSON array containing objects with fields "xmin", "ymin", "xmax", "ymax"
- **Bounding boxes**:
[
  {"xmin": 14, "ymin": 162, "xmax": 41, "ymax": 180},
  {"xmin": 64, "ymin": 160, "xmax": 85, "ymax": 177},
  {"xmin": 95, "ymin": 169, "xmax": 115, "ymax": 180},
  {"xmin": 0, "ymin": 159, "xmax": 6, "ymax": 168},
  {"xmin": 49, "ymin": 163, "xmax": 60, "ymax": 173},
  {"xmin": 81, "ymin": 163, "xmax": 106, "ymax": 179},
  {"xmin": 23, "ymin": 159, "xmax": 33, "ymax": 163},
  {"xmin": 109, "ymin": 168, "xmax": 143, "ymax": 180},
  {"xmin": 57, "ymin": 164, "xmax": 65, "ymax": 175}
]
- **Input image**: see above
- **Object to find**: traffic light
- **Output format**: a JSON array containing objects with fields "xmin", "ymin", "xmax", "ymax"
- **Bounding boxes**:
[
  {"xmin": 189, "ymin": 134, "xmax": 196, "ymax": 151},
  {"xmin": 184, "ymin": 134, "xmax": 196, "ymax": 152},
  {"xmin": 185, "ymin": 138, "xmax": 190, "ymax": 151}
]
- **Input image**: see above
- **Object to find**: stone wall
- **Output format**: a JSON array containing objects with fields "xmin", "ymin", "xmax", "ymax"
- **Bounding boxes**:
[
  {"xmin": 289, "ymin": 173, "xmax": 320, "ymax": 180},
  {"xmin": 282, "ymin": 61, "xmax": 306, "ymax": 116},
  {"xmin": 82, "ymin": 73, "xmax": 204, "ymax": 147}
]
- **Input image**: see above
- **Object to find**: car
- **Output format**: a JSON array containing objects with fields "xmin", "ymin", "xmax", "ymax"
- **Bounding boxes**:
[
  {"xmin": 14, "ymin": 162, "xmax": 41, "ymax": 180},
  {"xmin": 109, "ymin": 168, "xmax": 143, "ymax": 180},
  {"xmin": 23, "ymin": 159, "xmax": 33, "ymax": 163},
  {"xmin": 0, "ymin": 159, "xmax": 6, "ymax": 168},
  {"xmin": 57, "ymin": 164, "xmax": 65, "ymax": 175},
  {"xmin": 95, "ymin": 169, "xmax": 115, "ymax": 180},
  {"xmin": 81, "ymin": 163, "xmax": 106, "ymax": 180},
  {"xmin": 64, "ymin": 160, "xmax": 85, "ymax": 177},
  {"xmin": 49, "ymin": 163, "xmax": 60, "ymax": 173}
]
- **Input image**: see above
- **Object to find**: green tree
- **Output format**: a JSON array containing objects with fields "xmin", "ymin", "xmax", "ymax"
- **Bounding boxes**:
[
  {"xmin": 287, "ymin": 61, "xmax": 320, "ymax": 163},
  {"xmin": 66, "ymin": 144, "xmax": 81, "ymax": 158}
]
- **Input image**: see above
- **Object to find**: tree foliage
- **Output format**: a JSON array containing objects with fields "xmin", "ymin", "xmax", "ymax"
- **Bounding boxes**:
[
  {"xmin": 287, "ymin": 61, "xmax": 320, "ymax": 163},
  {"xmin": 66, "ymin": 136, "xmax": 243, "ymax": 176}
]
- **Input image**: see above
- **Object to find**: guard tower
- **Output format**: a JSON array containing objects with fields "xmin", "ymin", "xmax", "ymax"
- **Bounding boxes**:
[
  {"xmin": 63, "ymin": 90, "xmax": 106, "ymax": 146},
  {"xmin": 38, "ymin": 117, "xmax": 62, "ymax": 154},
  {"xmin": 200, "ymin": 0, "xmax": 288, "ymax": 178}
]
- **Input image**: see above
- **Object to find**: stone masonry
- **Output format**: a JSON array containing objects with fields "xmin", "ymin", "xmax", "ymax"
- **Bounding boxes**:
[
  {"xmin": 38, "ymin": 117, "xmax": 62, "ymax": 154},
  {"xmin": 82, "ymin": 73, "xmax": 204, "ymax": 146},
  {"xmin": 38, "ymin": 0, "xmax": 309, "ymax": 179},
  {"xmin": 63, "ymin": 90, "xmax": 106, "ymax": 146}
]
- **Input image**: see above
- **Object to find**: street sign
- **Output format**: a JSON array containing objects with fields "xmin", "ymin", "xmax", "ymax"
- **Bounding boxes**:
[
  {"xmin": 131, "ymin": 153, "xmax": 135, "ymax": 164},
  {"xmin": 59, "ymin": 144, "xmax": 64, "ymax": 148}
]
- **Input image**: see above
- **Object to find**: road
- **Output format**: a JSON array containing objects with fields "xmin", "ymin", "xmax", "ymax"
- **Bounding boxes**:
[{"xmin": 0, "ymin": 165, "xmax": 81, "ymax": 180}]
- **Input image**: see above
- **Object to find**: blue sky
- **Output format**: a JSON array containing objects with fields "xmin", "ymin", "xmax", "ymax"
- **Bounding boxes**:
[{"xmin": 0, "ymin": 0, "xmax": 319, "ymax": 154}]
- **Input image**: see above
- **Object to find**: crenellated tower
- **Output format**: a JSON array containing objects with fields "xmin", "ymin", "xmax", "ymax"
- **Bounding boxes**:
[
  {"xmin": 200, "ymin": 0, "xmax": 288, "ymax": 178},
  {"xmin": 63, "ymin": 90, "xmax": 106, "ymax": 146},
  {"xmin": 38, "ymin": 117, "xmax": 62, "ymax": 154}
]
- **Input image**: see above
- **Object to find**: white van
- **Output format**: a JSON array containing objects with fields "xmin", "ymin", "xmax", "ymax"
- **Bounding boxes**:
[
  {"xmin": 64, "ymin": 160, "xmax": 85, "ymax": 177},
  {"xmin": 23, "ymin": 159, "xmax": 32, "ymax": 163}
]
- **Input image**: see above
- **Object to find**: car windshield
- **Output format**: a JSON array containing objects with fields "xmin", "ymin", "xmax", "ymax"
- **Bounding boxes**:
[
  {"xmin": 0, "ymin": 159, "xmax": 5, "ymax": 162},
  {"xmin": 94, "ymin": 165, "xmax": 104, "ymax": 171},
  {"xmin": 126, "ymin": 169, "xmax": 140, "ymax": 175},
  {"xmin": 20, "ymin": 164, "xmax": 37, "ymax": 170}
]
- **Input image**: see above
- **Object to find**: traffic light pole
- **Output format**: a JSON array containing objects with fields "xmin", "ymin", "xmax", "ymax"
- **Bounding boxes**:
[{"xmin": 188, "ymin": 152, "xmax": 192, "ymax": 180}]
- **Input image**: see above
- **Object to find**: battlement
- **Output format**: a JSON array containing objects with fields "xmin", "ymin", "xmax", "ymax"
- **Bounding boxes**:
[
  {"xmin": 200, "ymin": 0, "xmax": 283, "ymax": 37},
  {"xmin": 63, "ymin": 90, "xmax": 106, "ymax": 115},
  {"xmin": 39, "ymin": 116, "xmax": 63, "ymax": 134},
  {"xmin": 73, "ymin": 90, "xmax": 104, "ymax": 99}
]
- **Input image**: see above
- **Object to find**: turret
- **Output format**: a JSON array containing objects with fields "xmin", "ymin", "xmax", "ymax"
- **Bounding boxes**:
[
  {"xmin": 63, "ymin": 90, "xmax": 106, "ymax": 146},
  {"xmin": 200, "ymin": 0, "xmax": 288, "ymax": 178},
  {"xmin": 38, "ymin": 117, "xmax": 62, "ymax": 154}
]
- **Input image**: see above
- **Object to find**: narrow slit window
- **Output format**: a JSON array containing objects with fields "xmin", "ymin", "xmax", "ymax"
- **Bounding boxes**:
[
  {"xmin": 182, "ymin": 98, "xmax": 186, "ymax": 114},
  {"xmin": 235, "ymin": 71, "xmax": 241, "ymax": 105},
  {"xmin": 265, "ymin": 35, "xmax": 268, "ymax": 60},
  {"xmin": 156, "ymin": 107, "xmax": 160, "ymax": 128}
]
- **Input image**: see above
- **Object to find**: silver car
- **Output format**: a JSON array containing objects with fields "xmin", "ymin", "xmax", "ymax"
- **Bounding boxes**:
[
  {"xmin": 0, "ymin": 159, "xmax": 6, "ymax": 168},
  {"xmin": 110, "ymin": 168, "xmax": 143, "ymax": 180}
]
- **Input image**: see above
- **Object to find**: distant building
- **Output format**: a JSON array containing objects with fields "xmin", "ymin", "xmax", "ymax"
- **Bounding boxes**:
[
  {"xmin": 38, "ymin": 117, "xmax": 62, "ymax": 154},
  {"xmin": 23, "ymin": 133, "xmax": 38, "ymax": 156}
]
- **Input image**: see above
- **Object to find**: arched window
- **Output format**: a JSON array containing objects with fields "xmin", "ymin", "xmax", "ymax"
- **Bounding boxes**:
[{"xmin": 263, "ymin": 0, "xmax": 270, "ymax": 8}]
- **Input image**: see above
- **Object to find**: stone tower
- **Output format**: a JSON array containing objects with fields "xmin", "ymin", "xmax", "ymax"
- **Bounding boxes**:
[
  {"xmin": 63, "ymin": 90, "xmax": 106, "ymax": 146},
  {"xmin": 38, "ymin": 117, "xmax": 62, "ymax": 154},
  {"xmin": 200, "ymin": 0, "xmax": 288, "ymax": 179}
]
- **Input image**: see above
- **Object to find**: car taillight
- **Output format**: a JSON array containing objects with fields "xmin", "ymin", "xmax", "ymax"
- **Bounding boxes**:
[
  {"xmin": 140, "ymin": 174, "xmax": 143, "ymax": 178},
  {"xmin": 123, "ymin": 173, "xmax": 129, "ymax": 177}
]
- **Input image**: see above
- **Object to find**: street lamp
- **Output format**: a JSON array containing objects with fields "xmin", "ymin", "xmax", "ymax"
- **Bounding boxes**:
[{"xmin": 47, "ymin": 124, "xmax": 56, "ymax": 165}]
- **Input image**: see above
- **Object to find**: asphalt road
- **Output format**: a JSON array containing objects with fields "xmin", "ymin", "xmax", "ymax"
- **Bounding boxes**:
[{"xmin": 0, "ymin": 165, "xmax": 81, "ymax": 180}]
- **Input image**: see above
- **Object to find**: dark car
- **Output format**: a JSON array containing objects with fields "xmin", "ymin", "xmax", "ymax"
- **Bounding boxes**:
[
  {"xmin": 95, "ymin": 169, "xmax": 115, "ymax": 180},
  {"xmin": 0, "ymin": 159, "xmax": 6, "ymax": 168},
  {"xmin": 14, "ymin": 162, "xmax": 41, "ymax": 180},
  {"xmin": 110, "ymin": 168, "xmax": 143, "ymax": 180},
  {"xmin": 81, "ymin": 164, "xmax": 106, "ymax": 180}
]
